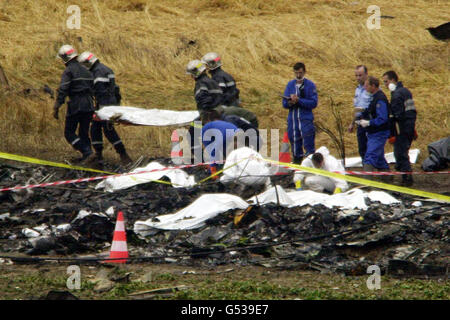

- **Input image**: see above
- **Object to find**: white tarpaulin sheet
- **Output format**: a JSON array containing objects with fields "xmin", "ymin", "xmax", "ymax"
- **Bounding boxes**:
[
  {"xmin": 96, "ymin": 106, "xmax": 199, "ymax": 126},
  {"xmin": 133, "ymin": 194, "xmax": 249, "ymax": 232},
  {"xmin": 220, "ymin": 147, "xmax": 272, "ymax": 186},
  {"xmin": 248, "ymin": 186, "xmax": 400, "ymax": 210},
  {"xmin": 342, "ymin": 149, "xmax": 420, "ymax": 167},
  {"xmin": 95, "ymin": 162, "xmax": 196, "ymax": 192}
]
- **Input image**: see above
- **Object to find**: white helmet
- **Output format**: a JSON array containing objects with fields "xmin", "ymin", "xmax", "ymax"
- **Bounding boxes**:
[
  {"xmin": 186, "ymin": 60, "xmax": 206, "ymax": 78},
  {"xmin": 57, "ymin": 45, "xmax": 78, "ymax": 63},
  {"xmin": 201, "ymin": 52, "xmax": 222, "ymax": 70},
  {"xmin": 78, "ymin": 51, "xmax": 99, "ymax": 69}
]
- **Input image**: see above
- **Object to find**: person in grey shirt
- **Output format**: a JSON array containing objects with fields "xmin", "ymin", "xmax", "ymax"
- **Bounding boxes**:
[{"xmin": 348, "ymin": 65, "xmax": 372, "ymax": 162}]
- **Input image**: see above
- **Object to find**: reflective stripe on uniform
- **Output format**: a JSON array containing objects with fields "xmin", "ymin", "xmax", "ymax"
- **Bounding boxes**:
[
  {"xmin": 108, "ymin": 74, "xmax": 115, "ymax": 78},
  {"xmin": 226, "ymin": 81, "xmax": 235, "ymax": 86},
  {"xmin": 218, "ymin": 82, "xmax": 226, "ymax": 87},
  {"xmin": 92, "ymin": 141, "xmax": 103, "ymax": 145},
  {"xmin": 208, "ymin": 89, "xmax": 222, "ymax": 94},
  {"xmin": 72, "ymin": 77, "xmax": 93, "ymax": 82},
  {"xmin": 404, "ymin": 99, "xmax": 416, "ymax": 112},
  {"xmin": 60, "ymin": 77, "xmax": 93, "ymax": 87},
  {"xmin": 113, "ymin": 140, "xmax": 123, "ymax": 146},
  {"xmin": 195, "ymin": 86, "xmax": 208, "ymax": 96},
  {"xmin": 94, "ymin": 77, "xmax": 110, "ymax": 84},
  {"xmin": 71, "ymin": 138, "xmax": 80, "ymax": 145}
]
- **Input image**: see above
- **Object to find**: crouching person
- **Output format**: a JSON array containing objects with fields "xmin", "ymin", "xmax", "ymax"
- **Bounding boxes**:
[
  {"xmin": 293, "ymin": 147, "xmax": 348, "ymax": 194},
  {"xmin": 201, "ymin": 111, "xmax": 238, "ymax": 178}
]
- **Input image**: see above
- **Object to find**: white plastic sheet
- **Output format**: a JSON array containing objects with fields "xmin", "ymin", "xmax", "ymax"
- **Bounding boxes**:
[
  {"xmin": 220, "ymin": 147, "xmax": 272, "ymax": 186},
  {"xmin": 134, "ymin": 194, "xmax": 249, "ymax": 233},
  {"xmin": 95, "ymin": 162, "xmax": 196, "ymax": 192},
  {"xmin": 248, "ymin": 185, "xmax": 295, "ymax": 206},
  {"xmin": 96, "ymin": 106, "xmax": 199, "ymax": 126},
  {"xmin": 366, "ymin": 191, "xmax": 401, "ymax": 205},
  {"xmin": 342, "ymin": 149, "xmax": 420, "ymax": 167},
  {"xmin": 248, "ymin": 186, "xmax": 399, "ymax": 210},
  {"xmin": 71, "ymin": 209, "xmax": 109, "ymax": 222}
]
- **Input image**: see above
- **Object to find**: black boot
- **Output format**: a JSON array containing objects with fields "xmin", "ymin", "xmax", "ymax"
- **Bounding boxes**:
[
  {"xmin": 293, "ymin": 156, "xmax": 303, "ymax": 165},
  {"xmin": 379, "ymin": 167, "xmax": 393, "ymax": 183},
  {"xmin": 72, "ymin": 149, "xmax": 93, "ymax": 164},
  {"xmin": 119, "ymin": 152, "xmax": 132, "ymax": 165},
  {"xmin": 362, "ymin": 163, "xmax": 376, "ymax": 180},
  {"xmin": 94, "ymin": 153, "xmax": 104, "ymax": 167},
  {"xmin": 402, "ymin": 174, "xmax": 413, "ymax": 187}
]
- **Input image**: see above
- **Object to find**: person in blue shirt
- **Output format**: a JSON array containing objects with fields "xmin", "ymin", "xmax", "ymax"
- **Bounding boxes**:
[
  {"xmin": 282, "ymin": 62, "xmax": 318, "ymax": 164},
  {"xmin": 348, "ymin": 65, "xmax": 372, "ymax": 162},
  {"xmin": 358, "ymin": 76, "xmax": 391, "ymax": 177},
  {"xmin": 203, "ymin": 109, "xmax": 261, "ymax": 151},
  {"xmin": 201, "ymin": 111, "xmax": 238, "ymax": 171}
]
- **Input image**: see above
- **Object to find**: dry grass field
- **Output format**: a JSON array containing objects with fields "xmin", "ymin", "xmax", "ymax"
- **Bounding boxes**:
[{"xmin": 0, "ymin": 0, "xmax": 448, "ymax": 163}]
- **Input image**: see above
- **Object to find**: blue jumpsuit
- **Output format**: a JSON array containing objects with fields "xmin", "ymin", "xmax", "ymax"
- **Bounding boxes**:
[
  {"xmin": 282, "ymin": 78, "xmax": 318, "ymax": 159},
  {"xmin": 362, "ymin": 90, "xmax": 391, "ymax": 169},
  {"xmin": 202, "ymin": 120, "xmax": 238, "ymax": 165}
]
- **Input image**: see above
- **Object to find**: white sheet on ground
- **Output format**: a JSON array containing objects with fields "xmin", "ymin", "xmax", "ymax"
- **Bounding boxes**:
[
  {"xmin": 220, "ymin": 147, "xmax": 271, "ymax": 186},
  {"xmin": 342, "ymin": 149, "xmax": 420, "ymax": 167},
  {"xmin": 133, "ymin": 194, "xmax": 249, "ymax": 233},
  {"xmin": 248, "ymin": 185, "xmax": 295, "ymax": 206},
  {"xmin": 95, "ymin": 162, "xmax": 196, "ymax": 192},
  {"xmin": 96, "ymin": 106, "xmax": 199, "ymax": 126},
  {"xmin": 248, "ymin": 186, "xmax": 399, "ymax": 210},
  {"xmin": 366, "ymin": 191, "xmax": 401, "ymax": 205}
]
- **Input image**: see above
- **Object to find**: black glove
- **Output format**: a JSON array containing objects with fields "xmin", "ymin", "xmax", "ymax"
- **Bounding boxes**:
[
  {"xmin": 114, "ymin": 85, "xmax": 122, "ymax": 105},
  {"xmin": 53, "ymin": 101, "xmax": 61, "ymax": 120}
]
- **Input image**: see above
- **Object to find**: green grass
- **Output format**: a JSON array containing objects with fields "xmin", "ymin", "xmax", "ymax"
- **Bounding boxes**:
[{"xmin": 0, "ymin": 266, "xmax": 448, "ymax": 300}]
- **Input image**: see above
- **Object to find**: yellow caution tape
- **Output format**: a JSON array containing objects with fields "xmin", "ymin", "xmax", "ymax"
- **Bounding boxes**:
[
  {"xmin": 0, "ymin": 152, "xmax": 115, "ymax": 175},
  {"xmin": 196, "ymin": 157, "xmax": 251, "ymax": 185},
  {"xmin": 0, "ymin": 152, "xmax": 180, "ymax": 187},
  {"xmin": 264, "ymin": 159, "xmax": 450, "ymax": 203},
  {"xmin": 191, "ymin": 121, "xmax": 203, "ymax": 129}
]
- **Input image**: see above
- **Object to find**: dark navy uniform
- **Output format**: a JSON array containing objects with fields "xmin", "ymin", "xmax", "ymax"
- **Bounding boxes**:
[
  {"xmin": 56, "ymin": 59, "xmax": 94, "ymax": 157},
  {"xmin": 390, "ymin": 82, "xmax": 417, "ymax": 184},
  {"xmin": 89, "ymin": 61, "xmax": 127, "ymax": 158},
  {"xmin": 194, "ymin": 74, "xmax": 223, "ymax": 113},
  {"xmin": 210, "ymin": 68, "xmax": 240, "ymax": 107},
  {"xmin": 361, "ymin": 90, "xmax": 391, "ymax": 169},
  {"xmin": 190, "ymin": 74, "xmax": 224, "ymax": 161}
]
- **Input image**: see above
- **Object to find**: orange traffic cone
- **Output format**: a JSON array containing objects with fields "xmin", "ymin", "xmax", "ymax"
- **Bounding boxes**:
[
  {"xmin": 107, "ymin": 211, "xmax": 129, "ymax": 264},
  {"xmin": 171, "ymin": 129, "xmax": 184, "ymax": 165},
  {"xmin": 279, "ymin": 132, "xmax": 291, "ymax": 163},
  {"xmin": 276, "ymin": 132, "xmax": 291, "ymax": 175}
]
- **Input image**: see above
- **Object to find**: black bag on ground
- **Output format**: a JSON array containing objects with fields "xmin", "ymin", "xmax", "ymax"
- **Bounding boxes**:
[{"xmin": 421, "ymin": 137, "xmax": 450, "ymax": 171}]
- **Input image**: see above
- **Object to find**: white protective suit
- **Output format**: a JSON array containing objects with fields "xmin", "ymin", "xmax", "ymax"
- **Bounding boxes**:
[{"xmin": 293, "ymin": 146, "xmax": 348, "ymax": 193}]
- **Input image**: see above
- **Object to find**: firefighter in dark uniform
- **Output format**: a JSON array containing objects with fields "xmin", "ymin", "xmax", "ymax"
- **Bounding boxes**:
[
  {"xmin": 202, "ymin": 52, "xmax": 240, "ymax": 107},
  {"xmin": 77, "ymin": 52, "xmax": 132, "ymax": 165},
  {"xmin": 383, "ymin": 71, "xmax": 417, "ymax": 186},
  {"xmin": 53, "ymin": 45, "xmax": 94, "ymax": 162},
  {"xmin": 187, "ymin": 59, "xmax": 223, "ymax": 114},
  {"xmin": 186, "ymin": 59, "xmax": 224, "ymax": 163}
]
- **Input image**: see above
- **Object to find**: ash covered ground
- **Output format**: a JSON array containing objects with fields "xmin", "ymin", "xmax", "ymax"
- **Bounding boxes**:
[{"xmin": 0, "ymin": 159, "xmax": 448, "ymax": 278}]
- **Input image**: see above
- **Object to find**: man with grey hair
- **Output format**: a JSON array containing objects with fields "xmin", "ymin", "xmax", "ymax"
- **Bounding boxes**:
[{"xmin": 348, "ymin": 65, "xmax": 372, "ymax": 162}]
